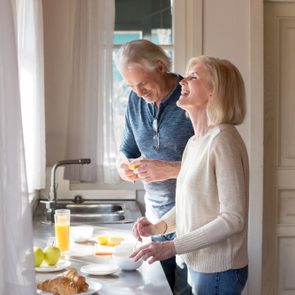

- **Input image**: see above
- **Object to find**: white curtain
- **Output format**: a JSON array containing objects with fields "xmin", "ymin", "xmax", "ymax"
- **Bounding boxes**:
[
  {"xmin": 16, "ymin": 0, "xmax": 46, "ymax": 192},
  {"xmin": 65, "ymin": 0, "xmax": 119, "ymax": 184},
  {"xmin": 0, "ymin": 0, "xmax": 35, "ymax": 294}
]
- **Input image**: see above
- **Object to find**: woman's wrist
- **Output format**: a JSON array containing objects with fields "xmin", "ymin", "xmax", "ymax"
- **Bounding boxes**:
[{"xmin": 155, "ymin": 220, "xmax": 167, "ymax": 235}]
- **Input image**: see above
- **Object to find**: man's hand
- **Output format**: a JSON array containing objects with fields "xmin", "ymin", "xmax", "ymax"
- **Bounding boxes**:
[
  {"xmin": 118, "ymin": 162, "xmax": 139, "ymax": 182},
  {"xmin": 117, "ymin": 157, "xmax": 139, "ymax": 183},
  {"xmin": 133, "ymin": 159, "xmax": 181, "ymax": 183}
]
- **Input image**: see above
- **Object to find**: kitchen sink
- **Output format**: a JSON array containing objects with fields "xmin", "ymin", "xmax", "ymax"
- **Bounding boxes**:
[
  {"xmin": 39, "ymin": 199, "xmax": 137, "ymax": 225},
  {"xmin": 66, "ymin": 212, "xmax": 125, "ymax": 224},
  {"xmin": 61, "ymin": 203, "xmax": 125, "ymax": 224},
  {"xmin": 37, "ymin": 198, "xmax": 142, "ymax": 225},
  {"xmin": 65, "ymin": 203, "xmax": 124, "ymax": 214}
]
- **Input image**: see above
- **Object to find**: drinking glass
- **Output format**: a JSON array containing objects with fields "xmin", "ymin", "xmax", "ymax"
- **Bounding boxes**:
[{"xmin": 54, "ymin": 209, "xmax": 70, "ymax": 255}]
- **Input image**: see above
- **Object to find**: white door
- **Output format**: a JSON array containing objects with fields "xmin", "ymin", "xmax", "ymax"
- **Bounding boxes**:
[{"xmin": 264, "ymin": 2, "xmax": 295, "ymax": 294}]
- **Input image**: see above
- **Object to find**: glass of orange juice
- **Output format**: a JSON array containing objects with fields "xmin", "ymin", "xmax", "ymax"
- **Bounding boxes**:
[{"xmin": 54, "ymin": 209, "xmax": 70, "ymax": 255}]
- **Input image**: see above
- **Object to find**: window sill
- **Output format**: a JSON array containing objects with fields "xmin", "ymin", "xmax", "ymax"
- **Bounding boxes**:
[{"xmin": 70, "ymin": 180, "xmax": 143, "ymax": 191}]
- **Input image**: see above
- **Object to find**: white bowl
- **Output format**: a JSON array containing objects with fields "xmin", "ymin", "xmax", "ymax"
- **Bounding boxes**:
[
  {"xmin": 71, "ymin": 226, "xmax": 94, "ymax": 242},
  {"xmin": 113, "ymin": 243, "xmax": 143, "ymax": 271}
]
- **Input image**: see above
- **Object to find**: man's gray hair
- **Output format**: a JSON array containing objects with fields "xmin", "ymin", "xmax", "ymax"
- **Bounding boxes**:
[{"xmin": 115, "ymin": 39, "xmax": 171, "ymax": 72}]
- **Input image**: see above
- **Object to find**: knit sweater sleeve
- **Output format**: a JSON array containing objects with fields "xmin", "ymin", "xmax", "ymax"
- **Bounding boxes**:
[{"xmin": 174, "ymin": 128, "xmax": 249, "ymax": 255}]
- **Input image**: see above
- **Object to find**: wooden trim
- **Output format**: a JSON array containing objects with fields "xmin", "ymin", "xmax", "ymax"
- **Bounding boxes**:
[
  {"xmin": 248, "ymin": 0, "xmax": 264, "ymax": 294},
  {"xmin": 265, "ymin": 0, "xmax": 295, "ymax": 2},
  {"xmin": 173, "ymin": 0, "xmax": 203, "ymax": 75},
  {"xmin": 186, "ymin": 0, "xmax": 203, "ymax": 58}
]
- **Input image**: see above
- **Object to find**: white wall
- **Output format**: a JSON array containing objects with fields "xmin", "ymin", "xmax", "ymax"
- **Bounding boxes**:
[
  {"xmin": 43, "ymin": 0, "xmax": 75, "ymax": 165},
  {"xmin": 202, "ymin": 0, "xmax": 251, "ymax": 145}
]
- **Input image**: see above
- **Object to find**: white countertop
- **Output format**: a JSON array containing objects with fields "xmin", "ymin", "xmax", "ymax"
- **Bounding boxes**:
[{"xmin": 33, "ymin": 201, "xmax": 172, "ymax": 295}]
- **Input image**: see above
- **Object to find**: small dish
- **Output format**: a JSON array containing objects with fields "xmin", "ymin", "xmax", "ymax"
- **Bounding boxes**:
[
  {"xmin": 80, "ymin": 264, "xmax": 119, "ymax": 276},
  {"xmin": 113, "ymin": 243, "xmax": 143, "ymax": 271},
  {"xmin": 94, "ymin": 245, "xmax": 114, "ymax": 256},
  {"xmin": 71, "ymin": 226, "xmax": 94, "ymax": 243},
  {"xmin": 69, "ymin": 244, "xmax": 94, "ymax": 257},
  {"xmin": 35, "ymin": 260, "xmax": 71, "ymax": 273}
]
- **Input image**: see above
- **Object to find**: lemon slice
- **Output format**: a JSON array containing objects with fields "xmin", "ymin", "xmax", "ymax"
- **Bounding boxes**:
[
  {"xmin": 108, "ymin": 236, "xmax": 124, "ymax": 246},
  {"xmin": 128, "ymin": 163, "xmax": 140, "ymax": 170},
  {"xmin": 97, "ymin": 235, "xmax": 124, "ymax": 246},
  {"xmin": 97, "ymin": 235, "xmax": 108, "ymax": 245}
]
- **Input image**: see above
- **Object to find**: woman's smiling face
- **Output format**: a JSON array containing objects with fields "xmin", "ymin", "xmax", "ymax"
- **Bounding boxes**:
[{"xmin": 177, "ymin": 62, "xmax": 212, "ymax": 111}]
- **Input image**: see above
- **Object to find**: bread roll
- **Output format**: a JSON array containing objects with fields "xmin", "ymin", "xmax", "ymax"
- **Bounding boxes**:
[
  {"xmin": 37, "ymin": 267, "xmax": 89, "ymax": 295},
  {"xmin": 37, "ymin": 276, "xmax": 79, "ymax": 295}
]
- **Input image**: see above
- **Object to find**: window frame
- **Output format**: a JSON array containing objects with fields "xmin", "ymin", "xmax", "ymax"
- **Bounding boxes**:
[{"xmin": 173, "ymin": 0, "xmax": 203, "ymax": 75}]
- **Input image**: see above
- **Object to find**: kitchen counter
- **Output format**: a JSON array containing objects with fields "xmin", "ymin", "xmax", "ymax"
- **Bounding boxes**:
[{"xmin": 33, "ymin": 201, "xmax": 172, "ymax": 295}]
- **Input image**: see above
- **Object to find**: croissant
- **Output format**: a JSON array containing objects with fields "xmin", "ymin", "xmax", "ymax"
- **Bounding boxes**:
[
  {"xmin": 37, "ymin": 276, "xmax": 79, "ymax": 295},
  {"xmin": 63, "ymin": 267, "xmax": 89, "ymax": 292}
]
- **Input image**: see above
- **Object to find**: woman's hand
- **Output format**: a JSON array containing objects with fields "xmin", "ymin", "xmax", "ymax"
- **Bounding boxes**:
[
  {"xmin": 132, "ymin": 217, "xmax": 156, "ymax": 241},
  {"xmin": 130, "ymin": 241, "xmax": 176, "ymax": 264},
  {"xmin": 132, "ymin": 217, "xmax": 167, "ymax": 242}
]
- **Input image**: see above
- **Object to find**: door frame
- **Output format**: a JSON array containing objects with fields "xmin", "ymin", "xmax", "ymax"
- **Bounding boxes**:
[{"xmin": 248, "ymin": 1, "xmax": 264, "ymax": 294}]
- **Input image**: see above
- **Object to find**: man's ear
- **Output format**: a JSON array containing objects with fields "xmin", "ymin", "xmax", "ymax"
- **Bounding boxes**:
[{"xmin": 156, "ymin": 61, "xmax": 165, "ymax": 74}]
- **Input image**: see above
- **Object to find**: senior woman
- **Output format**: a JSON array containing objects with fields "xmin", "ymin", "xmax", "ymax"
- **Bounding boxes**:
[{"xmin": 131, "ymin": 56, "xmax": 249, "ymax": 295}]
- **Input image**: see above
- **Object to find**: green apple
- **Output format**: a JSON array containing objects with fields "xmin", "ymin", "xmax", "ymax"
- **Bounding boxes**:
[
  {"xmin": 43, "ymin": 246, "xmax": 61, "ymax": 266},
  {"xmin": 34, "ymin": 247, "xmax": 44, "ymax": 267}
]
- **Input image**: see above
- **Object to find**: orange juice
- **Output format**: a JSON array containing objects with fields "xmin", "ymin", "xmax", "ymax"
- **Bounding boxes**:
[
  {"xmin": 54, "ymin": 209, "xmax": 71, "ymax": 253},
  {"xmin": 55, "ymin": 223, "xmax": 70, "ymax": 252}
]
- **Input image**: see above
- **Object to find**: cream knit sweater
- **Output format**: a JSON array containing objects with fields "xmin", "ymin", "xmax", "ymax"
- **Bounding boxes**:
[{"xmin": 161, "ymin": 124, "xmax": 249, "ymax": 273}]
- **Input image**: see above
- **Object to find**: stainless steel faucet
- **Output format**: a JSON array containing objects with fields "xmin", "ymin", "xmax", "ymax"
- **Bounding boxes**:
[{"xmin": 45, "ymin": 158, "xmax": 91, "ymax": 222}]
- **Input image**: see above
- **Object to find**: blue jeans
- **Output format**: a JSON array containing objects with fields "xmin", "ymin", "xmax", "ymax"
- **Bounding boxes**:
[
  {"xmin": 187, "ymin": 265, "xmax": 248, "ymax": 295},
  {"xmin": 152, "ymin": 233, "xmax": 192, "ymax": 295}
]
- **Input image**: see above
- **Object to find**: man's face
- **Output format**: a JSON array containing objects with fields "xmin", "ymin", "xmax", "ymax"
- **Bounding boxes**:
[{"xmin": 121, "ymin": 65, "xmax": 165, "ymax": 104}]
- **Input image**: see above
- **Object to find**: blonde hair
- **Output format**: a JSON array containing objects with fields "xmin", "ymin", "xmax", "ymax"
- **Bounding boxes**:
[
  {"xmin": 186, "ymin": 55, "xmax": 246, "ymax": 126},
  {"xmin": 115, "ymin": 39, "xmax": 171, "ymax": 72}
]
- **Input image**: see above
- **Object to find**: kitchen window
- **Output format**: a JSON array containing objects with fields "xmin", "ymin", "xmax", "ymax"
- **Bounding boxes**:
[
  {"xmin": 111, "ymin": 0, "xmax": 202, "ymax": 150},
  {"xmin": 71, "ymin": 0, "xmax": 203, "ymax": 188},
  {"xmin": 112, "ymin": 0, "xmax": 173, "ymax": 148},
  {"xmin": 41, "ymin": 0, "xmax": 202, "ymax": 187},
  {"xmin": 72, "ymin": 0, "xmax": 202, "ymax": 189}
]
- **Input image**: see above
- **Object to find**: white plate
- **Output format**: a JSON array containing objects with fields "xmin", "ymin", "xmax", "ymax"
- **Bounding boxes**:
[
  {"xmin": 37, "ymin": 280, "xmax": 102, "ymax": 295},
  {"xmin": 35, "ymin": 260, "xmax": 71, "ymax": 273},
  {"xmin": 80, "ymin": 264, "xmax": 119, "ymax": 276},
  {"xmin": 69, "ymin": 244, "xmax": 94, "ymax": 257}
]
